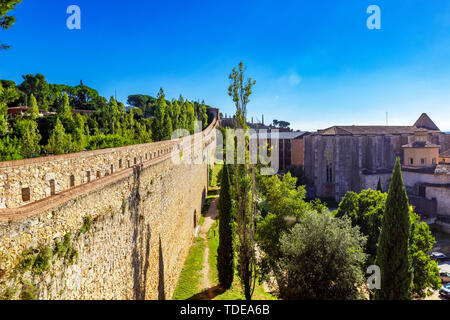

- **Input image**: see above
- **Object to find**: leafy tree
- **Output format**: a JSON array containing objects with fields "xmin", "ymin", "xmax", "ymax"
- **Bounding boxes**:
[
  {"xmin": 0, "ymin": 135, "xmax": 22, "ymax": 160},
  {"xmin": 17, "ymin": 74, "xmax": 50, "ymax": 110},
  {"xmin": 256, "ymin": 173, "xmax": 308, "ymax": 267},
  {"xmin": 27, "ymin": 94, "xmax": 39, "ymax": 120},
  {"xmin": 0, "ymin": 101, "xmax": 7, "ymax": 136},
  {"xmin": 275, "ymin": 211, "xmax": 367, "ymax": 300},
  {"xmin": 410, "ymin": 212, "xmax": 441, "ymax": 298},
  {"xmin": 375, "ymin": 158, "xmax": 413, "ymax": 300},
  {"xmin": 57, "ymin": 92, "xmax": 73, "ymax": 123},
  {"xmin": 45, "ymin": 118, "xmax": 72, "ymax": 155},
  {"xmin": 217, "ymin": 164, "xmax": 234, "ymax": 289},
  {"xmin": 227, "ymin": 61, "xmax": 257, "ymax": 300},
  {"xmin": 0, "ymin": 0, "xmax": 22, "ymax": 50},
  {"xmin": 13, "ymin": 118, "xmax": 41, "ymax": 158},
  {"xmin": 0, "ymin": 80, "xmax": 19, "ymax": 105},
  {"xmin": 162, "ymin": 112, "xmax": 172, "ymax": 140},
  {"xmin": 335, "ymin": 189, "xmax": 386, "ymax": 267},
  {"xmin": 152, "ymin": 88, "xmax": 166, "ymax": 141}
]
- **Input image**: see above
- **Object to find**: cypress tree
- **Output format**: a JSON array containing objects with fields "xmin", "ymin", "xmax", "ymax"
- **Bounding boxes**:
[
  {"xmin": 377, "ymin": 177, "xmax": 383, "ymax": 192},
  {"xmin": 217, "ymin": 163, "xmax": 234, "ymax": 289},
  {"xmin": 375, "ymin": 158, "xmax": 413, "ymax": 300},
  {"xmin": 28, "ymin": 94, "xmax": 39, "ymax": 120}
]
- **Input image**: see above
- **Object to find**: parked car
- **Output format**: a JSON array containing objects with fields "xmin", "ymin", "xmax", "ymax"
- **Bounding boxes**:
[
  {"xmin": 440, "ymin": 272, "xmax": 450, "ymax": 283},
  {"xmin": 439, "ymin": 283, "xmax": 450, "ymax": 299},
  {"xmin": 430, "ymin": 252, "xmax": 448, "ymax": 262}
]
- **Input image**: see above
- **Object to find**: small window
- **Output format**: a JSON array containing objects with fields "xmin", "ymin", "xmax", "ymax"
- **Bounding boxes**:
[
  {"xmin": 421, "ymin": 158, "xmax": 426, "ymax": 165},
  {"xmin": 50, "ymin": 179, "xmax": 56, "ymax": 196},
  {"xmin": 127, "ymin": 160, "xmax": 130, "ymax": 168},
  {"xmin": 134, "ymin": 157, "xmax": 137, "ymax": 165},
  {"xmin": 111, "ymin": 164, "xmax": 114, "ymax": 174},
  {"xmin": 97, "ymin": 171, "xmax": 101, "ymax": 179},
  {"xmin": 119, "ymin": 159, "xmax": 122, "ymax": 169},
  {"xmin": 87, "ymin": 171, "xmax": 91, "ymax": 182},
  {"xmin": 70, "ymin": 175, "xmax": 75, "ymax": 187},
  {"xmin": 22, "ymin": 187, "xmax": 31, "ymax": 202},
  {"xmin": 410, "ymin": 158, "xmax": 414, "ymax": 165},
  {"xmin": 432, "ymin": 158, "xmax": 436, "ymax": 165}
]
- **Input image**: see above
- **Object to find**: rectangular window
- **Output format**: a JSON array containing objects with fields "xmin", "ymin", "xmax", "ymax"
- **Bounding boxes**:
[
  {"xmin": 70, "ymin": 175, "xmax": 75, "ymax": 187},
  {"xmin": 50, "ymin": 179, "xmax": 55, "ymax": 196},
  {"xmin": 119, "ymin": 159, "xmax": 122, "ymax": 169},
  {"xmin": 421, "ymin": 158, "xmax": 425, "ymax": 165},
  {"xmin": 410, "ymin": 158, "xmax": 414, "ymax": 165},
  {"xmin": 87, "ymin": 171, "xmax": 91, "ymax": 182},
  {"xmin": 22, "ymin": 187, "xmax": 31, "ymax": 202}
]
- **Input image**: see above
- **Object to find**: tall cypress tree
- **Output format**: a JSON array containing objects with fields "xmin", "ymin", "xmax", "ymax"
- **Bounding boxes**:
[
  {"xmin": 217, "ymin": 163, "xmax": 234, "ymax": 289},
  {"xmin": 375, "ymin": 158, "xmax": 413, "ymax": 300},
  {"xmin": 377, "ymin": 177, "xmax": 383, "ymax": 192}
]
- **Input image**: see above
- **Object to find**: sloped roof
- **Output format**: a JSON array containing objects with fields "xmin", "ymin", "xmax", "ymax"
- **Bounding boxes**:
[
  {"xmin": 413, "ymin": 113, "xmax": 440, "ymax": 131},
  {"xmin": 441, "ymin": 150, "xmax": 450, "ymax": 158},
  {"xmin": 402, "ymin": 141, "xmax": 440, "ymax": 148},
  {"xmin": 317, "ymin": 126, "xmax": 418, "ymax": 135}
]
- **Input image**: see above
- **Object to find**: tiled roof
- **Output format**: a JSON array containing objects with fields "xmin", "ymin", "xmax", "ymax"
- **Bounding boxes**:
[
  {"xmin": 402, "ymin": 141, "xmax": 440, "ymax": 148},
  {"xmin": 317, "ymin": 126, "xmax": 421, "ymax": 135},
  {"xmin": 413, "ymin": 113, "xmax": 440, "ymax": 131}
]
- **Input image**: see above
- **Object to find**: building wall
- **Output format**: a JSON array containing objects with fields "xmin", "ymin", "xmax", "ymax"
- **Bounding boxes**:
[
  {"xmin": 0, "ymin": 120, "xmax": 217, "ymax": 300},
  {"xmin": 426, "ymin": 186, "xmax": 450, "ymax": 216},
  {"xmin": 304, "ymin": 132, "xmax": 450, "ymax": 201},
  {"xmin": 291, "ymin": 138, "xmax": 304, "ymax": 166},
  {"xmin": 403, "ymin": 147, "xmax": 439, "ymax": 166}
]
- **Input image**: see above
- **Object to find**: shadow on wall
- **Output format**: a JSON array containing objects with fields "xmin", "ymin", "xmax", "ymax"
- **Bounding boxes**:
[{"xmin": 158, "ymin": 236, "xmax": 165, "ymax": 300}]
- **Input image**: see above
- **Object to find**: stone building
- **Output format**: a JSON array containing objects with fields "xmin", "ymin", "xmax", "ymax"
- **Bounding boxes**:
[{"xmin": 303, "ymin": 114, "xmax": 450, "ymax": 211}]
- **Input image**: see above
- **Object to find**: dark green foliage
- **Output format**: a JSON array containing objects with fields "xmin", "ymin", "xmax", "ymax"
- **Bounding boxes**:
[
  {"xmin": 0, "ymin": 75, "xmax": 212, "ymax": 162},
  {"xmin": 337, "ymin": 188, "xmax": 441, "ymax": 298},
  {"xmin": 375, "ymin": 158, "xmax": 413, "ymax": 300},
  {"xmin": 0, "ymin": 0, "xmax": 23, "ymax": 50},
  {"xmin": 217, "ymin": 164, "xmax": 234, "ymax": 289},
  {"xmin": 32, "ymin": 246, "xmax": 53, "ymax": 274},
  {"xmin": 377, "ymin": 177, "xmax": 383, "ymax": 192},
  {"xmin": 335, "ymin": 189, "xmax": 386, "ymax": 266},
  {"xmin": 275, "ymin": 211, "xmax": 367, "ymax": 300},
  {"xmin": 79, "ymin": 216, "xmax": 93, "ymax": 233}
]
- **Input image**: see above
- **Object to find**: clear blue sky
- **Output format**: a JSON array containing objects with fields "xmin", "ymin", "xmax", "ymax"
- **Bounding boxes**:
[{"xmin": 1, "ymin": 0, "xmax": 449, "ymax": 131}]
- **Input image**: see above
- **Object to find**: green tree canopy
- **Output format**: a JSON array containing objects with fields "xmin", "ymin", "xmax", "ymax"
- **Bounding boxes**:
[
  {"xmin": 275, "ymin": 211, "xmax": 367, "ymax": 300},
  {"xmin": 45, "ymin": 117, "xmax": 72, "ymax": 155},
  {"xmin": 0, "ymin": 0, "xmax": 22, "ymax": 50}
]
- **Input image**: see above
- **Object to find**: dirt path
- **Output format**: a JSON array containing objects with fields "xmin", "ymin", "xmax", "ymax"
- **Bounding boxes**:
[{"xmin": 200, "ymin": 196, "xmax": 218, "ymax": 293}]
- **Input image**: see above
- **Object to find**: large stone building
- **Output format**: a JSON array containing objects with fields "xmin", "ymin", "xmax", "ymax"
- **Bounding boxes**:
[{"xmin": 303, "ymin": 114, "xmax": 450, "ymax": 221}]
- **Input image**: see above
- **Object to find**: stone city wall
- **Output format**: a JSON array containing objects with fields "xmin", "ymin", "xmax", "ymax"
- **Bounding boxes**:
[{"xmin": 0, "ymin": 119, "xmax": 217, "ymax": 300}]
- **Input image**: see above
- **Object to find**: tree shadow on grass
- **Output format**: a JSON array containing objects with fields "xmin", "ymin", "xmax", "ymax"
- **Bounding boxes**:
[{"xmin": 186, "ymin": 285, "xmax": 226, "ymax": 300}]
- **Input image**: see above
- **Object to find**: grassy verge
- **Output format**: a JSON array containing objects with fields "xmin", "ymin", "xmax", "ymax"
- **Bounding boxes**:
[
  {"xmin": 172, "ymin": 237, "xmax": 206, "ymax": 300},
  {"xmin": 207, "ymin": 219, "xmax": 277, "ymax": 301}
]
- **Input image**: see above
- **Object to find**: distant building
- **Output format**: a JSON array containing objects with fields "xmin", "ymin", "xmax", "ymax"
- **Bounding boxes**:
[
  {"xmin": 252, "ymin": 131, "xmax": 310, "ymax": 172},
  {"xmin": 303, "ymin": 113, "xmax": 450, "ymax": 227}
]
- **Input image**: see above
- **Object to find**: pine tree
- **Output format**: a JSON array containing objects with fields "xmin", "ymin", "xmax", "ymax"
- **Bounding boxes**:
[
  {"xmin": 375, "ymin": 158, "xmax": 413, "ymax": 300},
  {"xmin": 14, "ymin": 119, "xmax": 41, "ymax": 158},
  {"xmin": 58, "ymin": 92, "xmax": 73, "ymax": 123},
  {"xmin": 217, "ymin": 163, "xmax": 234, "ymax": 289},
  {"xmin": 0, "ymin": 102, "xmax": 8, "ymax": 136},
  {"xmin": 377, "ymin": 177, "xmax": 383, "ymax": 192},
  {"xmin": 28, "ymin": 94, "xmax": 39, "ymax": 120},
  {"xmin": 45, "ymin": 117, "xmax": 72, "ymax": 155},
  {"xmin": 162, "ymin": 112, "xmax": 173, "ymax": 140},
  {"xmin": 152, "ymin": 88, "xmax": 166, "ymax": 141}
]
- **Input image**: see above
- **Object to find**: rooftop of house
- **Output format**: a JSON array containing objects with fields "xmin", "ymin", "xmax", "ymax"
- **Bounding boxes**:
[
  {"xmin": 315, "ymin": 113, "xmax": 441, "ymax": 136},
  {"xmin": 441, "ymin": 150, "xmax": 450, "ymax": 158},
  {"xmin": 402, "ymin": 140, "xmax": 440, "ymax": 148},
  {"xmin": 250, "ymin": 131, "xmax": 309, "ymax": 140}
]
